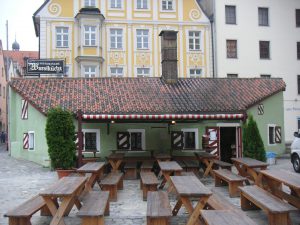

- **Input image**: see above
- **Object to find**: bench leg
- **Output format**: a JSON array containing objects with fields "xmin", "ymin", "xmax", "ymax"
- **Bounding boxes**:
[
  {"xmin": 105, "ymin": 200, "xmax": 110, "ymax": 216},
  {"xmin": 229, "ymin": 181, "xmax": 243, "ymax": 198},
  {"xmin": 118, "ymin": 177, "xmax": 124, "ymax": 190},
  {"xmin": 215, "ymin": 176, "xmax": 226, "ymax": 187},
  {"xmin": 147, "ymin": 217, "xmax": 169, "ymax": 225},
  {"xmin": 9, "ymin": 217, "xmax": 31, "ymax": 225},
  {"xmin": 268, "ymin": 213, "xmax": 290, "ymax": 225},
  {"xmin": 82, "ymin": 216, "xmax": 104, "ymax": 225},
  {"xmin": 240, "ymin": 194, "xmax": 260, "ymax": 210},
  {"xmin": 102, "ymin": 185, "xmax": 118, "ymax": 202}
]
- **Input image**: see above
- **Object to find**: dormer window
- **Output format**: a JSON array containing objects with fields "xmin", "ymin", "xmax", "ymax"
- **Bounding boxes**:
[{"xmin": 84, "ymin": 0, "xmax": 96, "ymax": 7}]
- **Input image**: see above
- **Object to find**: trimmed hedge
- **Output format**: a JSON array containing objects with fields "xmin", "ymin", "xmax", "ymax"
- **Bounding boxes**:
[
  {"xmin": 243, "ymin": 115, "xmax": 266, "ymax": 162},
  {"xmin": 45, "ymin": 107, "xmax": 76, "ymax": 169}
]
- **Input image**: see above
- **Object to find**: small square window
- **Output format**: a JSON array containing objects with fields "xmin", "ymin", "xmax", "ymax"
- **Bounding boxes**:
[
  {"xmin": 269, "ymin": 126, "xmax": 275, "ymax": 144},
  {"xmin": 111, "ymin": 67, "xmax": 123, "ymax": 77},
  {"xmin": 190, "ymin": 69, "xmax": 202, "ymax": 78},
  {"xmin": 137, "ymin": 68, "xmax": 150, "ymax": 77},
  {"xmin": 226, "ymin": 40, "xmax": 237, "ymax": 58},
  {"xmin": 137, "ymin": 0, "xmax": 148, "ymax": 9},
  {"xmin": 111, "ymin": 0, "xmax": 121, "ymax": 8},
  {"xmin": 260, "ymin": 74, "xmax": 271, "ymax": 78},
  {"xmin": 225, "ymin": 5, "xmax": 236, "ymax": 24},
  {"xmin": 84, "ymin": 66, "xmax": 96, "ymax": 78},
  {"xmin": 258, "ymin": 7, "xmax": 269, "ymax": 26},
  {"xmin": 189, "ymin": 31, "xmax": 201, "ymax": 51},
  {"xmin": 162, "ymin": 0, "xmax": 173, "ymax": 11},
  {"xmin": 296, "ymin": 9, "xmax": 300, "ymax": 27},
  {"xmin": 28, "ymin": 131, "xmax": 35, "ymax": 150},
  {"xmin": 227, "ymin": 74, "xmax": 238, "ymax": 78}
]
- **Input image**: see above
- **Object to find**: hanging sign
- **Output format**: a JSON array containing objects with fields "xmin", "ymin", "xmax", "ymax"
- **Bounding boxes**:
[{"xmin": 26, "ymin": 59, "xmax": 65, "ymax": 75}]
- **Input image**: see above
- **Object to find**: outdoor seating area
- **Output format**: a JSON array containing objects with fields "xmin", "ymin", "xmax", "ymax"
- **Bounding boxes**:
[{"xmin": 3, "ymin": 150, "xmax": 300, "ymax": 225}]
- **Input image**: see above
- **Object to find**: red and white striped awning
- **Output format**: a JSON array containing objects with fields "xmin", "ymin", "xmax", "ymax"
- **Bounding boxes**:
[{"xmin": 82, "ymin": 113, "xmax": 244, "ymax": 120}]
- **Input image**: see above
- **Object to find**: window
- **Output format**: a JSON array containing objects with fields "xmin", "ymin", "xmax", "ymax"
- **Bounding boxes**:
[
  {"xmin": 297, "ymin": 42, "xmax": 300, "ymax": 60},
  {"xmin": 84, "ymin": 0, "xmax": 95, "ymax": 7},
  {"xmin": 110, "ymin": 29, "xmax": 123, "ymax": 49},
  {"xmin": 28, "ymin": 131, "xmax": 35, "ymax": 150},
  {"xmin": 137, "ymin": 68, "xmax": 150, "ymax": 77},
  {"xmin": 182, "ymin": 129, "xmax": 198, "ymax": 149},
  {"xmin": 3, "ymin": 87, "xmax": 5, "ymax": 98},
  {"xmin": 268, "ymin": 125, "xmax": 275, "ymax": 145},
  {"xmin": 189, "ymin": 31, "xmax": 201, "ymax": 51},
  {"xmin": 128, "ymin": 129, "xmax": 145, "ymax": 150},
  {"xmin": 258, "ymin": 7, "xmax": 269, "ymax": 26},
  {"xmin": 83, "ymin": 129, "xmax": 100, "ymax": 152},
  {"xmin": 111, "ymin": 0, "xmax": 121, "ymax": 8},
  {"xmin": 56, "ymin": 27, "xmax": 69, "ymax": 48},
  {"xmin": 226, "ymin": 40, "xmax": 237, "ymax": 58},
  {"xmin": 136, "ymin": 29, "xmax": 149, "ymax": 49},
  {"xmin": 259, "ymin": 41, "xmax": 270, "ymax": 59},
  {"xmin": 260, "ymin": 74, "xmax": 271, "ymax": 78},
  {"xmin": 298, "ymin": 75, "xmax": 300, "ymax": 94},
  {"xmin": 84, "ymin": 66, "xmax": 96, "ymax": 78},
  {"xmin": 111, "ymin": 67, "xmax": 123, "ymax": 77},
  {"xmin": 296, "ymin": 9, "xmax": 300, "ymax": 27},
  {"xmin": 190, "ymin": 69, "xmax": 202, "ymax": 78},
  {"xmin": 137, "ymin": 0, "xmax": 148, "ymax": 9},
  {"xmin": 225, "ymin": 5, "xmax": 236, "ymax": 24},
  {"xmin": 227, "ymin": 74, "xmax": 238, "ymax": 78},
  {"xmin": 64, "ymin": 66, "xmax": 70, "ymax": 77},
  {"xmin": 162, "ymin": 0, "xmax": 173, "ymax": 10},
  {"xmin": 84, "ymin": 26, "xmax": 96, "ymax": 46}
]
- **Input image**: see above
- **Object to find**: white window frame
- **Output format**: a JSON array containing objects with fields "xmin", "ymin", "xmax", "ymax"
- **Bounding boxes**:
[
  {"xmin": 161, "ymin": 0, "xmax": 174, "ymax": 11},
  {"xmin": 83, "ymin": 129, "xmax": 101, "ymax": 152},
  {"xmin": 189, "ymin": 31, "xmax": 201, "ymax": 51},
  {"xmin": 110, "ymin": 28, "xmax": 123, "ymax": 50},
  {"xmin": 136, "ymin": 29, "xmax": 149, "ymax": 50},
  {"xmin": 56, "ymin": 27, "xmax": 69, "ymax": 48},
  {"xmin": 110, "ymin": 67, "xmax": 124, "ymax": 77},
  {"xmin": 181, "ymin": 128, "xmax": 199, "ymax": 149},
  {"xmin": 28, "ymin": 131, "xmax": 35, "ymax": 151},
  {"xmin": 84, "ymin": 25, "xmax": 96, "ymax": 46},
  {"xmin": 136, "ymin": 0, "xmax": 148, "ymax": 10},
  {"xmin": 127, "ymin": 129, "xmax": 146, "ymax": 150},
  {"xmin": 268, "ymin": 124, "xmax": 276, "ymax": 146},
  {"xmin": 84, "ymin": 0, "xmax": 96, "ymax": 7},
  {"xmin": 84, "ymin": 65, "xmax": 97, "ymax": 78},
  {"xmin": 190, "ymin": 68, "xmax": 202, "ymax": 78},
  {"xmin": 137, "ymin": 68, "xmax": 150, "ymax": 77},
  {"xmin": 110, "ymin": 0, "xmax": 122, "ymax": 9}
]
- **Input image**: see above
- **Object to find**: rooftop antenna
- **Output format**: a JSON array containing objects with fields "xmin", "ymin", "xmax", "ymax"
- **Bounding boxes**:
[{"xmin": 6, "ymin": 20, "xmax": 8, "ymax": 50}]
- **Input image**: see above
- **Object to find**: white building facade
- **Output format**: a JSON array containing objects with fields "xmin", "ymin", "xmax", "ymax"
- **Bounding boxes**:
[{"xmin": 199, "ymin": 0, "xmax": 300, "ymax": 143}]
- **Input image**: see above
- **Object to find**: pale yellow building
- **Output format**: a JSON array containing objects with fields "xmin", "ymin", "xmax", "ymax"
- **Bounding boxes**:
[{"xmin": 33, "ymin": 0, "xmax": 212, "ymax": 78}]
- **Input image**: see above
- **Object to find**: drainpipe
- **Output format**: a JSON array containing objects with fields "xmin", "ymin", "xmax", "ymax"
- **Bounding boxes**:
[{"xmin": 210, "ymin": 18, "xmax": 215, "ymax": 78}]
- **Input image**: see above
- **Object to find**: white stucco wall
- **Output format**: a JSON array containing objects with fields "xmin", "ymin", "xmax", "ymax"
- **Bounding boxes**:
[{"xmin": 213, "ymin": 0, "xmax": 300, "ymax": 143}]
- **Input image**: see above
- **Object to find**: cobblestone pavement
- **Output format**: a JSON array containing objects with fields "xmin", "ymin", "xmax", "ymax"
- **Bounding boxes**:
[{"xmin": 0, "ymin": 144, "xmax": 299, "ymax": 225}]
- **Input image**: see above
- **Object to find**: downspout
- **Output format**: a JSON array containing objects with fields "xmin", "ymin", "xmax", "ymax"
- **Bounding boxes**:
[{"xmin": 210, "ymin": 18, "xmax": 215, "ymax": 78}]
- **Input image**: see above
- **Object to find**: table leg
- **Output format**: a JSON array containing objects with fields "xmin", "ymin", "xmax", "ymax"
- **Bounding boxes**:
[
  {"xmin": 172, "ymin": 199, "xmax": 182, "ymax": 216},
  {"xmin": 109, "ymin": 160, "xmax": 122, "ymax": 171},
  {"xmin": 203, "ymin": 159, "xmax": 214, "ymax": 177},
  {"xmin": 159, "ymin": 172, "xmax": 171, "ymax": 190},
  {"xmin": 43, "ymin": 197, "xmax": 67, "ymax": 225},
  {"xmin": 183, "ymin": 196, "xmax": 208, "ymax": 225}
]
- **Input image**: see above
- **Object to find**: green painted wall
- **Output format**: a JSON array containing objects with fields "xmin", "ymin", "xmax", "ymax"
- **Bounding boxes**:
[
  {"xmin": 247, "ymin": 92, "xmax": 285, "ymax": 155},
  {"xmin": 9, "ymin": 92, "xmax": 50, "ymax": 167}
]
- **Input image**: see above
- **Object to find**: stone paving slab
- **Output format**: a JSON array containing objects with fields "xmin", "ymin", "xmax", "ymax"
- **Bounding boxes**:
[{"xmin": 0, "ymin": 144, "xmax": 299, "ymax": 225}]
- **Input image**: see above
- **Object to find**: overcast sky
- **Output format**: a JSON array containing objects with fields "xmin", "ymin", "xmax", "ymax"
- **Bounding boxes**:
[{"xmin": 0, "ymin": 0, "xmax": 44, "ymax": 51}]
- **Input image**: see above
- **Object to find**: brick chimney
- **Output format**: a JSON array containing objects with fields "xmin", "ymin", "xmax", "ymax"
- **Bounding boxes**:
[{"xmin": 160, "ymin": 30, "xmax": 178, "ymax": 84}]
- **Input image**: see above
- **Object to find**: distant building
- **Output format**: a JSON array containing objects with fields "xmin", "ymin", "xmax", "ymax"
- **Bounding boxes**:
[
  {"xmin": 0, "ymin": 41, "xmax": 6, "ymax": 132},
  {"xmin": 33, "ymin": 0, "xmax": 212, "ymax": 78},
  {"xmin": 198, "ymin": 0, "xmax": 300, "ymax": 143}
]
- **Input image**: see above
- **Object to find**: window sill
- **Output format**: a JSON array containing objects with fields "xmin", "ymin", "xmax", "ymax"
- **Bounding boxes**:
[
  {"xmin": 83, "ymin": 45, "xmax": 98, "ymax": 48},
  {"xmin": 56, "ymin": 47, "xmax": 69, "ymax": 49}
]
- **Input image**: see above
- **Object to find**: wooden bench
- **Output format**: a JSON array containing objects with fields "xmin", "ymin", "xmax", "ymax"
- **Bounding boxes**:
[
  {"xmin": 4, "ymin": 195, "xmax": 48, "ymax": 225},
  {"xmin": 124, "ymin": 161, "xmax": 137, "ymax": 180},
  {"xmin": 213, "ymin": 159, "xmax": 232, "ymax": 171},
  {"xmin": 147, "ymin": 191, "xmax": 172, "ymax": 225},
  {"xmin": 239, "ymin": 185, "xmax": 297, "ymax": 225},
  {"xmin": 213, "ymin": 169, "xmax": 247, "ymax": 197},
  {"xmin": 77, "ymin": 191, "xmax": 110, "ymax": 225},
  {"xmin": 141, "ymin": 161, "xmax": 154, "ymax": 172},
  {"xmin": 101, "ymin": 171, "xmax": 124, "ymax": 201},
  {"xmin": 140, "ymin": 172, "xmax": 159, "ymax": 201},
  {"xmin": 205, "ymin": 190, "xmax": 239, "ymax": 210},
  {"xmin": 183, "ymin": 160, "xmax": 199, "ymax": 174}
]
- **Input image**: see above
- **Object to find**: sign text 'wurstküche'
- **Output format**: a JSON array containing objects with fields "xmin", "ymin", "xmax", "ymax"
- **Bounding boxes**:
[{"xmin": 26, "ymin": 59, "xmax": 65, "ymax": 75}]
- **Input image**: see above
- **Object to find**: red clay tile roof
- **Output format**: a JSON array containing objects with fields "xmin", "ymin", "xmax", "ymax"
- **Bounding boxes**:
[
  {"xmin": 3, "ymin": 51, "xmax": 39, "ymax": 68},
  {"xmin": 10, "ymin": 77, "xmax": 285, "ymax": 115}
]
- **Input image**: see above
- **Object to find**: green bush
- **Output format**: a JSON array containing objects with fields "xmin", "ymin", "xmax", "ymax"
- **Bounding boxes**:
[
  {"xmin": 45, "ymin": 107, "xmax": 76, "ymax": 169},
  {"xmin": 243, "ymin": 115, "xmax": 266, "ymax": 162}
]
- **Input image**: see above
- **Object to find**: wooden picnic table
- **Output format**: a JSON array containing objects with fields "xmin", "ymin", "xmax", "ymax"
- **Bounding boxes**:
[
  {"xmin": 154, "ymin": 153, "xmax": 172, "ymax": 161},
  {"xmin": 231, "ymin": 157, "xmax": 268, "ymax": 184},
  {"xmin": 77, "ymin": 162, "xmax": 105, "ymax": 191},
  {"xmin": 158, "ymin": 161, "xmax": 183, "ymax": 189},
  {"xmin": 194, "ymin": 152, "xmax": 217, "ymax": 177},
  {"xmin": 200, "ymin": 210, "xmax": 257, "ymax": 225},
  {"xmin": 107, "ymin": 152, "xmax": 125, "ymax": 171},
  {"xmin": 39, "ymin": 176, "xmax": 87, "ymax": 225},
  {"xmin": 171, "ymin": 175, "xmax": 212, "ymax": 225},
  {"xmin": 257, "ymin": 169, "xmax": 300, "ymax": 209}
]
